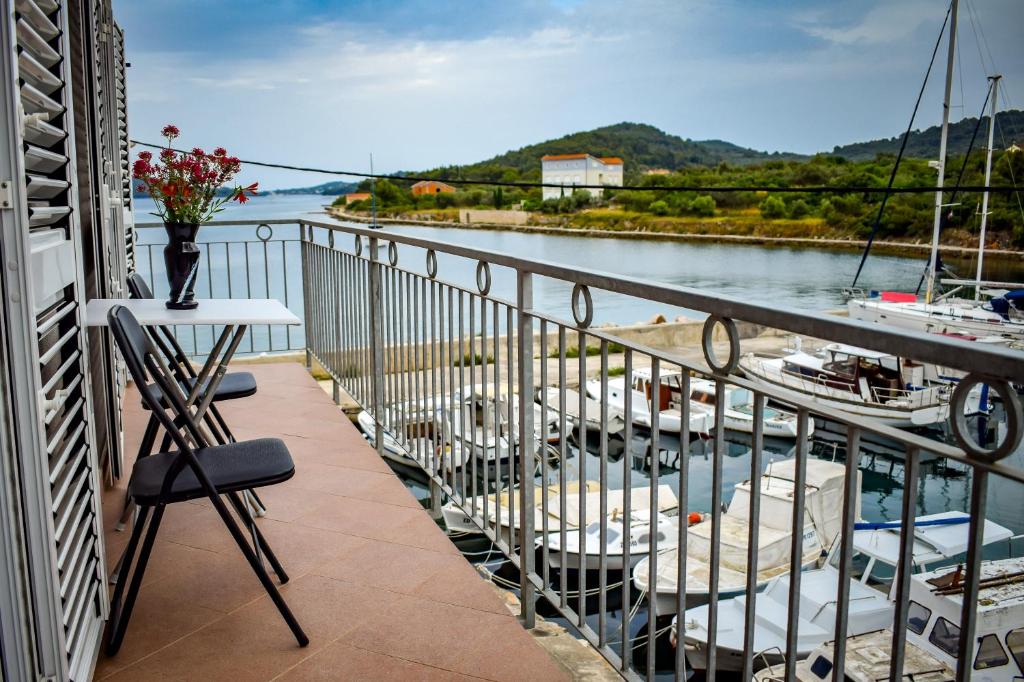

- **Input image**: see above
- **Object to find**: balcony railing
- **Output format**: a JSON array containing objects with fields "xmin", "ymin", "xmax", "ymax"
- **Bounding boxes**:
[
  {"xmin": 144, "ymin": 217, "xmax": 1024, "ymax": 681},
  {"xmin": 135, "ymin": 219, "xmax": 305, "ymax": 356}
]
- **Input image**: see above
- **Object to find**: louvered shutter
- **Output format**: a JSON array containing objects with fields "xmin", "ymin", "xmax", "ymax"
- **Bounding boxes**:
[
  {"xmin": 1, "ymin": 1, "xmax": 109, "ymax": 679},
  {"xmin": 112, "ymin": 21, "xmax": 131, "ymax": 269}
]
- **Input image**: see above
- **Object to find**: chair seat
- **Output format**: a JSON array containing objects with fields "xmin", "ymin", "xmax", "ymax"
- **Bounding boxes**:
[
  {"xmin": 186, "ymin": 371, "xmax": 258, "ymax": 401},
  {"xmin": 129, "ymin": 438, "xmax": 294, "ymax": 505},
  {"xmin": 141, "ymin": 371, "xmax": 257, "ymax": 411}
]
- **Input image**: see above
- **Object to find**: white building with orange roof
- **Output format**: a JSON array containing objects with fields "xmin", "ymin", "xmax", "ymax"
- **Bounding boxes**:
[{"xmin": 540, "ymin": 153, "xmax": 623, "ymax": 200}]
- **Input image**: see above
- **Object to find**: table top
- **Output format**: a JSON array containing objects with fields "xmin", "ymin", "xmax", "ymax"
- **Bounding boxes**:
[{"xmin": 85, "ymin": 299, "xmax": 302, "ymax": 327}]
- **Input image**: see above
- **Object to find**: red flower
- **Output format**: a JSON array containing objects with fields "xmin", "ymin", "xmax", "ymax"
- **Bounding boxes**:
[
  {"xmin": 213, "ymin": 147, "xmax": 227, "ymax": 157},
  {"xmin": 161, "ymin": 124, "xmax": 180, "ymax": 139},
  {"xmin": 138, "ymin": 150, "xmax": 152, "ymax": 162}
]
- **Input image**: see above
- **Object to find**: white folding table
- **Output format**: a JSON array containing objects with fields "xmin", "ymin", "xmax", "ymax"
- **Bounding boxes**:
[{"xmin": 86, "ymin": 298, "xmax": 301, "ymax": 523}]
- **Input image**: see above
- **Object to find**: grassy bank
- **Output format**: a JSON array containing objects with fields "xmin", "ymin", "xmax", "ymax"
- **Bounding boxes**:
[{"xmin": 329, "ymin": 206, "xmax": 1024, "ymax": 260}]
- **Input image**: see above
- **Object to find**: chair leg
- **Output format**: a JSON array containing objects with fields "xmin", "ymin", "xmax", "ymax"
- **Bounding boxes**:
[
  {"xmin": 115, "ymin": 416, "xmax": 160, "ymax": 532},
  {"xmin": 225, "ymin": 491, "xmax": 288, "ymax": 583},
  {"xmin": 138, "ymin": 414, "xmax": 160, "ymax": 459},
  {"xmin": 106, "ymin": 505, "xmax": 163, "ymax": 656},
  {"xmin": 207, "ymin": 492, "xmax": 308, "ymax": 647}
]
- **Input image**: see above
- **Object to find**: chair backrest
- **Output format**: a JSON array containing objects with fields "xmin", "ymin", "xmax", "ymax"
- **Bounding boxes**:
[
  {"xmin": 108, "ymin": 305, "xmax": 221, "ymax": 499},
  {"xmin": 125, "ymin": 272, "xmax": 198, "ymax": 379},
  {"xmin": 127, "ymin": 272, "xmax": 154, "ymax": 300},
  {"xmin": 108, "ymin": 305, "xmax": 202, "ymax": 451}
]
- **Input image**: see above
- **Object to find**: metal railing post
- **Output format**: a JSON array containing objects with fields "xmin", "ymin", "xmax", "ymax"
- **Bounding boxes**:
[
  {"xmin": 516, "ymin": 269, "xmax": 536, "ymax": 628},
  {"xmin": 300, "ymin": 222, "xmax": 313, "ymax": 370},
  {"xmin": 368, "ymin": 236, "xmax": 385, "ymax": 455}
]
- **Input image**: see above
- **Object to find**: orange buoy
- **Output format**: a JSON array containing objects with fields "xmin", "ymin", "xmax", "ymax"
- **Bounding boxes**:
[{"xmin": 687, "ymin": 511, "xmax": 704, "ymax": 526}]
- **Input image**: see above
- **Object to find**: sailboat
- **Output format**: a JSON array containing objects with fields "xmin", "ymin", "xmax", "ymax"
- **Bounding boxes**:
[{"xmin": 846, "ymin": 6, "xmax": 1024, "ymax": 342}]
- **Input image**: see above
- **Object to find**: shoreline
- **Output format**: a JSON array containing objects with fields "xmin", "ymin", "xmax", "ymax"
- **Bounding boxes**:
[{"xmin": 325, "ymin": 206, "xmax": 1024, "ymax": 261}]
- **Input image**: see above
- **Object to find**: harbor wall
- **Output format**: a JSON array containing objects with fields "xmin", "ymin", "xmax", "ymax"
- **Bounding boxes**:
[{"xmin": 319, "ymin": 317, "xmax": 787, "ymax": 377}]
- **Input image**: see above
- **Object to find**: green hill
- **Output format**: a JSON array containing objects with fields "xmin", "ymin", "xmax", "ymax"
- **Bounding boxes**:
[
  {"xmin": 417, "ymin": 122, "xmax": 807, "ymax": 182},
  {"xmin": 830, "ymin": 110, "xmax": 1024, "ymax": 161}
]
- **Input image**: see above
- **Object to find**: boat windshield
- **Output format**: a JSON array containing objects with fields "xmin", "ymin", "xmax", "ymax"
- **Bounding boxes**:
[{"xmin": 828, "ymin": 549, "xmax": 896, "ymax": 590}]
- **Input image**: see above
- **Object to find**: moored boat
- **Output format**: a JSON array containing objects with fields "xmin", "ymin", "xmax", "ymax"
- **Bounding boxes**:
[
  {"xmin": 739, "ymin": 343, "xmax": 949, "ymax": 427},
  {"xmin": 632, "ymin": 458, "xmax": 852, "ymax": 612},
  {"xmin": 679, "ymin": 511, "xmax": 1013, "ymax": 673}
]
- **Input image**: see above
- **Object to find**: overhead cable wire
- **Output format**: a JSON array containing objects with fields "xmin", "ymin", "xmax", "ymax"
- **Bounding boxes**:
[{"xmin": 129, "ymin": 139, "xmax": 1019, "ymax": 195}]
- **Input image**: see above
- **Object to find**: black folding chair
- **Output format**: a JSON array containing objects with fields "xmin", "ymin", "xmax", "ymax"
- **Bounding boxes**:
[
  {"xmin": 105, "ymin": 304, "xmax": 308, "ymax": 655},
  {"xmin": 126, "ymin": 272, "xmax": 257, "ymax": 460}
]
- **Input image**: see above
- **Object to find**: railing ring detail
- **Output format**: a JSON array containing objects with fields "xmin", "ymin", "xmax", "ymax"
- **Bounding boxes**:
[
  {"xmin": 571, "ymin": 283, "xmax": 593, "ymax": 329},
  {"xmin": 476, "ymin": 261, "xmax": 491, "ymax": 295},
  {"xmin": 426, "ymin": 249, "xmax": 438, "ymax": 278},
  {"xmin": 701, "ymin": 315, "xmax": 741, "ymax": 374},
  {"xmin": 949, "ymin": 374, "xmax": 1022, "ymax": 462}
]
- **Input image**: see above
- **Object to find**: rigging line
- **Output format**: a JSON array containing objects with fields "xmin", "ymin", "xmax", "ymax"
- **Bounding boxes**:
[
  {"xmin": 850, "ymin": 4, "xmax": 952, "ymax": 288},
  {"xmin": 995, "ymin": 117, "xmax": 1024, "ymax": 225},
  {"xmin": 129, "ymin": 139, "xmax": 1018, "ymax": 195},
  {"xmin": 965, "ymin": 0, "xmax": 992, "ymax": 77},
  {"xmin": 914, "ymin": 85, "xmax": 991, "ymax": 296},
  {"xmin": 945, "ymin": 83, "xmax": 992, "ymax": 209}
]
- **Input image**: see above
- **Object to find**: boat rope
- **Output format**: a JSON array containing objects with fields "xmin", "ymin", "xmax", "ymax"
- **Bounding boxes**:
[
  {"xmin": 128, "ymin": 139, "xmax": 1019, "ymax": 196},
  {"xmin": 850, "ymin": 4, "xmax": 951, "ymax": 289}
]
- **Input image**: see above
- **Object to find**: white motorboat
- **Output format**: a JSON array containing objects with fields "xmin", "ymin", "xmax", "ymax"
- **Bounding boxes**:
[
  {"xmin": 537, "ymin": 385, "xmax": 626, "ymax": 438},
  {"xmin": 688, "ymin": 377, "xmax": 810, "ymax": 439},
  {"xmin": 356, "ymin": 409, "xmax": 425, "ymax": 469},
  {"xmin": 444, "ymin": 483, "xmax": 678, "ymax": 547},
  {"xmin": 633, "ymin": 458, "xmax": 854, "ymax": 612},
  {"xmin": 587, "ymin": 368, "xmax": 711, "ymax": 436},
  {"xmin": 739, "ymin": 343, "xmax": 950, "ymax": 427},
  {"xmin": 753, "ymin": 628, "xmax": 955, "ymax": 681},
  {"xmin": 680, "ymin": 511, "xmax": 1014, "ymax": 673},
  {"xmin": 441, "ymin": 479, "xmax": 601, "ymax": 540},
  {"xmin": 433, "ymin": 389, "xmax": 517, "ymax": 476},
  {"xmin": 756, "ymin": 556, "xmax": 1024, "ymax": 681},
  {"xmin": 543, "ymin": 504, "xmax": 681, "ymax": 571}
]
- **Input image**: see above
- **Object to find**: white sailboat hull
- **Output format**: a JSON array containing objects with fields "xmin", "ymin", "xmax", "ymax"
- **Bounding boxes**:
[{"xmin": 848, "ymin": 298, "xmax": 1024, "ymax": 341}]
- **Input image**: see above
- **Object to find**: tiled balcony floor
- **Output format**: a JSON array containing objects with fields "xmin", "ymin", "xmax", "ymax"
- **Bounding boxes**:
[{"xmin": 96, "ymin": 362, "xmax": 567, "ymax": 681}]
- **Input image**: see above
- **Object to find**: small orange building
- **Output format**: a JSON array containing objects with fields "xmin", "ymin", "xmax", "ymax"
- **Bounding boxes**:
[
  {"xmin": 411, "ymin": 180, "xmax": 456, "ymax": 196},
  {"xmin": 342, "ymin": 192, "xmax": 371, "ymax": 205}
]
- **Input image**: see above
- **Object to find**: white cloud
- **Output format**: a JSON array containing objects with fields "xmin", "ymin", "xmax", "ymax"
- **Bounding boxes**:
[{"xmin": 795, "ymin": 1, "xmax": 936, "ymax": 45}]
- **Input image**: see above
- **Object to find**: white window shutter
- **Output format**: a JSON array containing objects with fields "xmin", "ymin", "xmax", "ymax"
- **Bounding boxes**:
[{"xmin": 1, "ymin": 1, "xmax": 109, "ymax": 679}]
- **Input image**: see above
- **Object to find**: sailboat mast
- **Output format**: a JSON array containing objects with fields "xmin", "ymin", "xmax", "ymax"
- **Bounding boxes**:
[
  {"xmin": 369, "ymin": 153, "xmax": 378, "ymax": 228},
  {"xmin": 926, "ymin": 0, "xmax": 959, "ymax": 304},
  {"xmin": 974, "ymin": 74, "xmax": 1000, "ymax": 300}
]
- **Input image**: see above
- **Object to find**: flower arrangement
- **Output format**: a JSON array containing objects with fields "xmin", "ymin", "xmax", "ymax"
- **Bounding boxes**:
[{"xmin": 132, "ymin": 124, "xmax": 258, "ymax": 224}]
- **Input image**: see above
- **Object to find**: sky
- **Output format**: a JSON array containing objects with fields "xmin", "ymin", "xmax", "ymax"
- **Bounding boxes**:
[{"xmin": 117, "ymin": 0, "xmax": 1024, "ymax": 191}]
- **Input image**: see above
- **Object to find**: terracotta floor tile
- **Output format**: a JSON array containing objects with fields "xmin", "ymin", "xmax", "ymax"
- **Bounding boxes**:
[
  {"xmin": 311, "ymin": 538, "xmax": 506, "ymax": 615},
  {"xmin": 341, "ymin": 593, "xmax": 567, "ymax": 682},
  {"xmin": 292, "ymin": 495, "xmax": 456, "ymax": 555},
  {"xmin": 102, "ymin": 574, "xmax": 398, "ymax": 682},
  {"xmin": 95, "ymin": 585, "xmax": 224, "ymax": 679},
  {"xmin": 287, "ymin": 462, "xmax": 421, "ymax": 508},
  {"xmin": 275, "ymin": 641, "xmax": 481, "ymax": 681}
]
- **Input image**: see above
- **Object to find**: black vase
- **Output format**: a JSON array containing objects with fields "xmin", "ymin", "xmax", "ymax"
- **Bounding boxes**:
[{"xmin": 162, "ymin": 221, "xmax": 201, "ymax": 310}]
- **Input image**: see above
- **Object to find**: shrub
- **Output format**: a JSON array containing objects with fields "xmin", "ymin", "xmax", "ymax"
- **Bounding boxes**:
[
  {"xmin": 648, "ymin": 200, "xmax": 669, "ymax": 216},
  {"xmin": 788, "ymin": 199, "xmax": 810, "ymax": 219},
  {"xmin": 690, "ymin": 195, "xmax": 716, "ymax": 217},
  {"xmin": 759, "ymin": 195, "xmax": 787, "ymax": 219}
]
